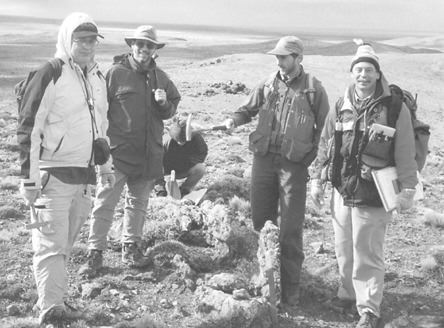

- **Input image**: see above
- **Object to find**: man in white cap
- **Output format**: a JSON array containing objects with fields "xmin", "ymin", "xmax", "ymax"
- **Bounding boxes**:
[
  {"xmin": 79, "ymin": 25, "xmax": 180, "ymax": 277},
  {"xmin": 311, "ymin": 42, "xmax": 417, "ymax": 328},
  {"xmin": 17, "ymin": 12, "xmax": 110, "ymax": 327},
  {"xmin": 224, "ymin": 36, "xmax": 330, "ymax": 310}
]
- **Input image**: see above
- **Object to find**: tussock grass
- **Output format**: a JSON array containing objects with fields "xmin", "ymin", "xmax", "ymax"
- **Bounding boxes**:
[
  {"xmin": 0, "ymin": 229, "xmax": 15, "ymax": 242},
  {"xmin": 0, "ymin": 205, "xmax": 23, "ymax": 220},
  {"xmin": 0, "ymin": 176, "xmax": 19, "ymax": 191},
  {"xmin": 424, "ymin": 209, "xmax": 444, "ymax": 227}
]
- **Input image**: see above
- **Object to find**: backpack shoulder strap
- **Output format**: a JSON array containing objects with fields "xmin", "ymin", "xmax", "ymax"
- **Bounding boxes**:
[
  {"xmin": 335, "ymin": 97, "xmax": 344, "ymax": 118},
  {"xmin": 304, "ymin": 73, "xmax": 316, "ymax": 110},
  {"xmin": 387, "ymin": 84, "xmax": 404, "ymax": 128},
  {"xmin": 48, "ymin": 58, "xmax": 64, "ymax": 84}
]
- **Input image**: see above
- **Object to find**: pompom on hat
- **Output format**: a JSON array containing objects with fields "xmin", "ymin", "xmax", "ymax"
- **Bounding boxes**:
[{"xmin": 350, "ymin": 39, "xmax": 380, "ymax": 72}]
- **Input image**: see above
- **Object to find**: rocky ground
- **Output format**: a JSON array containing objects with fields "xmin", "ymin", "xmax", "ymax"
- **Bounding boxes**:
[{"xmin": 0, "ymin": 28, "xmax": 444, "ymax": 328}]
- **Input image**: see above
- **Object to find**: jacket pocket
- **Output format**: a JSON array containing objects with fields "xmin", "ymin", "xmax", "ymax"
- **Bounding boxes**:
[
  {"xmin": 281, "ymin": 138, "xmax": 313, "ymax": 163},
  {"xmin": 248, "ymin": 131, "xmax": 270, "ymax": 155}
]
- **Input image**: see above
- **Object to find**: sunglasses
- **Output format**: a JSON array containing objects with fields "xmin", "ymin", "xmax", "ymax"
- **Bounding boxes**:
[{"xmin": 134, "ymin": 40, "xmax": 157, "ymax": 49}]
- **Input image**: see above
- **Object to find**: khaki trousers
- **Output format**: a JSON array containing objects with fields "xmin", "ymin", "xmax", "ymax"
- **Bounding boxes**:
[
  {"xmin": 88, "ymin": 169, "xmax": 154, "ymax": 251},
  {"xmin": 331, "ymin": 189, "xmax": 391, "ymax": 317},
  {"xmin": 32, "ymin": 174, "xmax": 91, "ymax": 323}
]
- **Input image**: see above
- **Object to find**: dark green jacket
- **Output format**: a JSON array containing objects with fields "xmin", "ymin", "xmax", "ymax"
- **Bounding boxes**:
[{"xmin": 106, "ymin": 54, "xmax": 180, "ymax": 178}]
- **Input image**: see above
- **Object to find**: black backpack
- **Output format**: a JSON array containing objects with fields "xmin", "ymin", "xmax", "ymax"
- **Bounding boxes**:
[
  {"xmin": 14, "ymin": 58, "xmax": 64, "ymax": 114},
  {"xmin": 323, "ymin": 85, "xmax": 431, "ymax": 183}
]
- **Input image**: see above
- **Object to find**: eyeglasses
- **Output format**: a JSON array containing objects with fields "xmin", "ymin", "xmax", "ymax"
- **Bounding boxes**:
[
  {"xmin": 134, "ymin": 40, "xmax": 156, "ymax": 49},
  {"xmin": 72, "ymin": 37, "xmax": 99, "ymax": 47},
  {"xmin": 352, "ymin": 66, "xmax": 377, "ymax": 74}
]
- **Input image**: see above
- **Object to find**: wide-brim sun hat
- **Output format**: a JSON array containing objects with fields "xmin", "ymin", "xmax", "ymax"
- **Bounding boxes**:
[{"xmin": 124, "ymin": 25, "xmax": 165, "ymax": 49}]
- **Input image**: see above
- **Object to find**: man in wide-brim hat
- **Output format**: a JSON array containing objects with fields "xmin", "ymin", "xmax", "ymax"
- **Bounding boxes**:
[
  {"xmin": 79, "ymin": 24, "xmax": 180, "ymax": 277},
  {"xmin": 124, "ymin": 25, "xmax": 165, "ymax": 49}
]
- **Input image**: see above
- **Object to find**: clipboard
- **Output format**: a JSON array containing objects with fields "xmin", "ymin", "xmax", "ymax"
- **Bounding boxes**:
[{"xmin": 371, "ymin": 167, "xmax": 424, "ymax": 212}]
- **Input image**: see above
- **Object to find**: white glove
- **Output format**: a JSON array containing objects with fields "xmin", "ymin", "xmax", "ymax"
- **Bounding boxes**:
[
  {"xmin": 154, "ymin": 88, "xmax": 167, "ymax": 106},
  {"xmin": 310, "ymin": 179, "xmax": 325, "ymax": 210},
  {"xmin": 19, "ymin": 180, "xmax": 41, "ymax": 206},
  {"xmin": 98, "ymin": 173, "xmax": 116, "ymax": 188},
  {"xmin": 97, "ymin": 163, "xmax": 115, "ymax": 189},
  {"xmin": 396, "ymin": 188, "xmax": 416, "ymax": 212},
  {"xmin": 224, "ymin": 118, "xmax": 235, "ymax": 131}
]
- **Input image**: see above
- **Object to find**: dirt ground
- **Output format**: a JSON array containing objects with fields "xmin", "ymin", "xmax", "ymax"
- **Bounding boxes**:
[{"xmin": 0, "ymin": 21, "xmax": 443, "ymax": 328}]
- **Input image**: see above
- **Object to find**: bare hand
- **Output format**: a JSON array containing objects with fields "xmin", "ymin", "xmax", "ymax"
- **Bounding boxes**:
[
  {"xmin": 224, "ymin": 118, "xmax": 235, "ymax": 131},
  {"xmin": 20, "ymin": 186, "xmax": 41, "ymax": 206}
]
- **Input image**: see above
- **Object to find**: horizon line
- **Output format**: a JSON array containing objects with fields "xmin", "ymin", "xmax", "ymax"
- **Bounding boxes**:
[{"xmin": 0, "ymin": 14, "xmax": 442, "ymax": 39}]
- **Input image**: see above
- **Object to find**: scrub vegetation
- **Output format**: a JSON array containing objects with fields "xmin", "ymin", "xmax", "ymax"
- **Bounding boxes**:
[{"xmin": 0, "ymin": 16, "xmax": 443, "ymax": 328}]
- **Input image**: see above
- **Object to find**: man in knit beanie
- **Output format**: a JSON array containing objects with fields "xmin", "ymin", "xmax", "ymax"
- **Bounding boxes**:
[
  {"xmin": 350, "ymin": 42, "xmax": 380, "ymax": 73},
  {"xmin": 310, "ymin": 41, "xmax": 418, "ymax": 328}
]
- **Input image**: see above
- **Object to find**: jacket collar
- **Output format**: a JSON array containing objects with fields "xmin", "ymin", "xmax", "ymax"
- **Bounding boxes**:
[{"xmin": 341, "ymin": 72, "xmax": 391, "ymax": 113}]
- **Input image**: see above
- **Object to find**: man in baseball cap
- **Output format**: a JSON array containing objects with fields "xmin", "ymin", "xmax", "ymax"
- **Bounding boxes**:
[
  {"xmin": 223, "ymin": 35, "xmax": 330, "ymax": 311},
  {"xmin": 267, "ymin": 36, "xmax": 304, "ymax": 56}
]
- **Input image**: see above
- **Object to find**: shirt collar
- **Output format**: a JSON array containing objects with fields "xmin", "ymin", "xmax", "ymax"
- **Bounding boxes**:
[{"xmin": 277, "ymin": 66, "xmax": 304, "ymax": 85}]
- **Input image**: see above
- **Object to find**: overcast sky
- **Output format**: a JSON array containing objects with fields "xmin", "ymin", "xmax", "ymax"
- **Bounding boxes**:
[{"xmin": 1, "ymin": 0, "xmax": 443, "ymax": 34}]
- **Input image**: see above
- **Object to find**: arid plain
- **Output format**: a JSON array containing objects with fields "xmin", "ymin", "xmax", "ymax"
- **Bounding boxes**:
[{"xmin": 0, "ymin": 15, "xmax": 443, "ymax": 328}]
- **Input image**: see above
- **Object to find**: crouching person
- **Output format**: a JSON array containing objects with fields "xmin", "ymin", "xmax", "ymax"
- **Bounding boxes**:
[
  {"xmin": 17, "ymin": 12, "xmax": 110, "ymax": 327},
  {"xmin": 154, "ymin": 117, "xmax": 208, "ymax": 197}
]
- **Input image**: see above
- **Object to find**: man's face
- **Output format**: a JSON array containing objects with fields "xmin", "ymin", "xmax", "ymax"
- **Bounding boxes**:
[
  {"xmin": 351, "ymin": 62, "xmax": 380, "ymax": 93},
  {"xmin": 131, "ymin": 40, "xmax": 156, "ymax": 64},
  {"xmin": 275, "ymin": 54, "xmax": 301, "ymax": 77},
  {"xmin": 71, "ymin": 36, "xmax": 98, "ymax": 68}
]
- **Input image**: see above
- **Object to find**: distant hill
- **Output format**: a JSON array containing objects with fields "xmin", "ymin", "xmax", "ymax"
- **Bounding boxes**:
[
  {"xmin": 159, "ymin": 38, "xmax": 441, "ymax": 60},
  {"xmin": 381, "ymin": 36, "xmax": 444, "ymax": 52},
  {"xmin": 311, "ymin": 40, "xmax": 442, "ymax": 56}
]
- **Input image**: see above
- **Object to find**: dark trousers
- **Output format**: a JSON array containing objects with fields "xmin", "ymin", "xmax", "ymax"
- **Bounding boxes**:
[{"xmin": 251, "ymin": 152, "xmax": 308, "ymax": 295}]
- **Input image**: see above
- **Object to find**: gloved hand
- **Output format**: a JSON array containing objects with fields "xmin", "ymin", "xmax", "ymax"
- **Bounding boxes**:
[
  {"xmin": 224, "ymin": 118, "xmax": 235, "ymax": 131},
  {"xmin": 396, "ymin": 188, "xmax": 416, "ymax": 212},
  {"xmin": 98, "ymin": 173, "xmax": 116, "ymax": 189},
  {"xmin": 98, "ymin": 163, "xmax": 115, "ymax": 189},
  {"xmin": 153, "ymin": 88, "xmax": 167, "ymax": 106},
  {"xmin": 310, "ymin": 179, "xmax": 325, "ymax": 210},
  {"xmin": 19, "ymin": 180, "xmax": 41, "ymax": 206}
]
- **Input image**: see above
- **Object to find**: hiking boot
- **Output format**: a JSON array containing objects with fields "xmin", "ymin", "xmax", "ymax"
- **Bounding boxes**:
[
  {"xmin": 122, "ymin": 242, "xmax": 151, "ymax": 268},
  {"xmin": 40, "ymin": 306, "xmax": 66, "ymax": 328},
  {"xmin": 78, "ymin": 249, "xmax": 103, "ymax": 278},
  {"xmin": 63, "ymin": 301, "xmax": 83, "ymax": 321},
  {"xmin": 327, "ymin": 296, "xmax": 356, "ymax": 314},
  {"xmin": 356, "ymin": 312, "xmax": 382, "ymax": 328},
  {"xmin": 279, "ymin": 285, "xmax": 300, "ymax": 312}
]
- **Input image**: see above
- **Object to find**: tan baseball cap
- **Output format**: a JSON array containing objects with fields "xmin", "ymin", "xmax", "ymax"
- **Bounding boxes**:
[{"xmin": 267, "ymin": 36, "xmax": 304, "ymax": 56}]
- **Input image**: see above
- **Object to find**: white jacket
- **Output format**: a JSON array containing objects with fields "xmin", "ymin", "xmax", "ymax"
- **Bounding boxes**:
[{"xmin": 18, "ymin": 12, "xmax": 108, "ymax": 188}]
